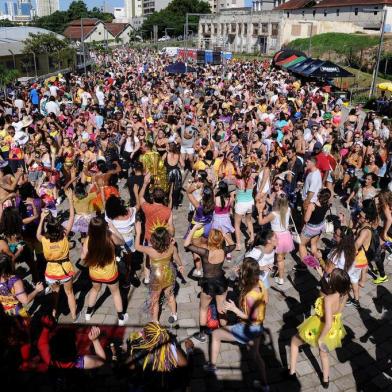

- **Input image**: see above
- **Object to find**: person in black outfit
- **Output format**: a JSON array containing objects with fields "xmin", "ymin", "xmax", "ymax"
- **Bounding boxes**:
[
  {"xmin": 184, "ymin": 224, "xmax": 236, "ymax": 343},
  {"xmin": 128, "ymin": 161, "xmax": 145, "ymax": 207}
]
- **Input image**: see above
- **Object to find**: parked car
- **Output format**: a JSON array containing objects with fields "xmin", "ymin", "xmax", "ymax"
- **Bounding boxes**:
[{"xmin": 158, "ymin": 36, "xmax": 171, "ymax": 42}]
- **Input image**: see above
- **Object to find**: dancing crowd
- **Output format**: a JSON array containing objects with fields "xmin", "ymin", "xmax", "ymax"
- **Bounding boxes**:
[{"xmin": 0, "ymin": 47, "xmax": 391, "ymax": 391}]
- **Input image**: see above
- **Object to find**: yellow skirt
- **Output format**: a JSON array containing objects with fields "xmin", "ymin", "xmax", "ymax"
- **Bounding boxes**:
[{"xmin": 297, "ymin": 313, "xmax": 346, "ymax": 352}]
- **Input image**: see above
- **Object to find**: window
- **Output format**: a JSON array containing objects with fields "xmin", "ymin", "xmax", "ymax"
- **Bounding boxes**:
[
  {"xmin": 302, "ymin": 11, "xmax": 305, "ymax": 17},
  {"xmin": 244, "ymin": 23, "xmax": 248, "ymax": 35},
  {"xmin": 287, "ymin": 12, "xmax": 289, "ymax": 18},
  {"xmin": 261, "ymin": 23, "xmax": 268, "ymax": 33},
  {"xmin": 313, "ymin": 10, "xmax": 316, "ymax": 17},
  {"xmin": 374, "ymin": 6, "xmax": 378, "ymax": 15},
  {"xmin": 324, "ymin": 9, "xmax": 327, "ymax": 17},
  {"xmin": 355, "ymin": 8, "xmax": 358, "ymax": 15},
  {"xmin": 271, "ymin": 23, "xmax": 279, "ymax": 36},
  {"xmin": 336, "ymin": 9, "xmax": 339, "ymax": 16},
  {"xmin": 253, "ymin": 23, "xmax": 259, "ymax": 35},
  {"xmin": 291, "ymin": 24, "xmax": 301, "ymax": 36}
]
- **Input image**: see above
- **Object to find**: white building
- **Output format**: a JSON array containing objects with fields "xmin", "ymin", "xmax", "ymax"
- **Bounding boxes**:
[
  {"xmin": 35, "ymin": 0, "xmax": 59, "ymax": 17},
  {"xmin": 208, "ymin": 0, "xmax": 246, "ymax": 13},
  {"xmin": 124, "ymin": 0, "xmax": 143, "ymax": 20}
]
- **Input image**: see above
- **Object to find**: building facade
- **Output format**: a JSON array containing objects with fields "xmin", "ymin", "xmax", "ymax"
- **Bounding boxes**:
[
  {"xmin": 198, "ymin": 7, "xmax": 365, "ymax": 54},
  {"xmin": 274, "ymin": 0, "xmax": 392, "ymax": 32},
  {"xmin": 36, "ymin": 0, "xmax": 59, "ymax": 17},
  {"xmin": 208, "ymin": 0, "xmax": 246, "ymax": 13},
  {"xmin": 143, "ymin": 0, "xmax": 171, "ymax": 15},
  {"xmin": 124, "ymin": 0, "xmax": 143, "ymax": 20}
]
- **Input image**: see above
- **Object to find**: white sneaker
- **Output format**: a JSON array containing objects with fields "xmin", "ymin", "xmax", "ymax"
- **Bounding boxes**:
[
  {"xmin": 85, "ymin": 312, "xmax": 91, "ymax": 321},
  {"xmin": 275, "ymin": 277, "xmax": 284, "ymax": 285},
  {"xmin": 118, "ymin": 313, "xmax": 129, "ymax": 326},
  {"xmin": 143, "ymin": 277, "xmax": 150, "ymax": 284}
]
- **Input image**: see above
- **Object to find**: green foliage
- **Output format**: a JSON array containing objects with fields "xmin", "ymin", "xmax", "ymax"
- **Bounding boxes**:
[
  {"xmin": 287, "ymin": 32, "xmax": 379, "ymax": 58},
  {"xmin": 33, "ymin": 0, "xmax": 113, "ymax": 34},
  {"xmin": 0, "ymin": 64, "xmax": 20, "ymax": 87},
  {"xmin": 142, "ymin": 0, "xmax": 211, "ymax": 37},
  {"xmin": 23, "ymin": 33, "xmax": 76, "ymax": 69},
  {"xmin": 0, "ymin": 19, "xmax": 15, "ymax": 27}
]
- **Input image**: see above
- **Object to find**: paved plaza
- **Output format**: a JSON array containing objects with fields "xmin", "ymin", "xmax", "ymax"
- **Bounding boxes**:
[{"xmin": 37, "ymin": 182, "xmax": 392, "ymax": 392}]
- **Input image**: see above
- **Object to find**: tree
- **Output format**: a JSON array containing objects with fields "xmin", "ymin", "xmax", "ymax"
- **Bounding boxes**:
[
  {"xmin": 0, "ymin": 65, "xmax": 19, "ymax": 96},
  {"xmin": 23, "ymin": 33, "xmax": 76, "ymax": 69},
  {"xmin": 0, "ymin": 19, "xmax": 15, "ymax": 27},
  {"xmin": 32, "ymin": 1, "xmax": 114, "ymax": 34},
  {"xmin": 141, "ymin": 0, "xmax": 211, "ymax": 37}
]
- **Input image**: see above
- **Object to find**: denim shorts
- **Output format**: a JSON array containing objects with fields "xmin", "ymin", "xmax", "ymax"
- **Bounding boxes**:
[{"xmin": 230, "ymin": 322, "xmax": 264, "ymax": 345}]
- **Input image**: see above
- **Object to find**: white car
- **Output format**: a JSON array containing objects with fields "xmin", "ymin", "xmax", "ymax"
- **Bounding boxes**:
[{"xmin": 158, "ymin": 35, "xmax": 171, "ymax": 42}]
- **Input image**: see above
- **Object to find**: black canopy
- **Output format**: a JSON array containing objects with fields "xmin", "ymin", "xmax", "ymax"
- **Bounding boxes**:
[{"xmin": 298, "ymin": 60, "xmax": 353, "ymax": 78}]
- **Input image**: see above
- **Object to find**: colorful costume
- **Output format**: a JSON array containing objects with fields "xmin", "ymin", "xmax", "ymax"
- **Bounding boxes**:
[
  {"xmin": 150, "ymin": 254, "xmax": 176, "ymax": 295},
  {"xmin": 0, "ymin": 275, "xmax": 29, "ymax": 318},
  {"xmin": 140, "ymin": 151, "xmax": 169, "ymax": 192},
  {"xmin": 42, "ymin": 236, "xmax": 75, "ymax": 285},
  {"xmin": 297, "ymin": 296, "xmax": 346, "ymax": 351}
]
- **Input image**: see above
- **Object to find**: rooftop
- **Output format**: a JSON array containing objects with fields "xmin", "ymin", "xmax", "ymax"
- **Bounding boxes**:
[
  {"xmin": 105, "ymin": 23, "xmax": 130, "ymax": 37},
  {"xmin": 314, "ymin": 0, "xmax": 392, "ymax": 7},
  {"xmin": 274, "ymin": 0, "xmax": 315, "ymax": 10}
]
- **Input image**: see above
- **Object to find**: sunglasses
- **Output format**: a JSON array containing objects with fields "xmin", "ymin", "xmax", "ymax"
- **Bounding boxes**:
[{"xmin": 274, "ymin": 182, "xmax": 283, "ymax": 187}]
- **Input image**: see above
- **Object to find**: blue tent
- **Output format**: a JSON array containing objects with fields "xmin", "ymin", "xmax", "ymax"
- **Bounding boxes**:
[{"xmin": 165, "ymin": 62, "xmax": 197, "ymax": 74}]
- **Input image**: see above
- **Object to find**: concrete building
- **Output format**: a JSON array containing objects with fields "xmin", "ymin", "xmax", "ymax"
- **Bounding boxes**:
[
  {"xmin": 143, "ymin": 0, "xmax": 171, "ymax": 15},
  {"xmin": 274, "ymin": 0, "xmax": 392, "ymax": 32},
  {"xmin": 124, "ymin": 0, "xmax": 143, "ymax": 20},
  {"xmin": 36, "ymin": 0, "xmax": 59, "ymax": 17},
  {"xmin": 198, "ymin": 7, "xmax": 365, "ymax": 53},
  {"xmin": 208, "ymin": 0, "xmax": 246, "ymax": 13}
]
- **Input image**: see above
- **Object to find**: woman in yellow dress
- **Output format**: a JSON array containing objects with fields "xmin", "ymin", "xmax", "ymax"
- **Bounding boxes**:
[
  {"xmin": 289, "ymin": 268, "xmax": 350, "ymax": 388},
  {"xmin": 134, "ymin": 220, "xmax": 184, "ymax": 324}
]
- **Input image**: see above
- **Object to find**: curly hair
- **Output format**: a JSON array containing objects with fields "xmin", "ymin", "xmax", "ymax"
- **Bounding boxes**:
[{"xmin": 150, "ymin": 227, "xmax": 171, "ymax": 253}]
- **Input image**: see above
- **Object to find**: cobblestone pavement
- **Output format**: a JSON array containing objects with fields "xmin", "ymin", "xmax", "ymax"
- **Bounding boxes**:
[{"xmin": 42, "ymin": 181, "xmax": 392, "ymax": 391}]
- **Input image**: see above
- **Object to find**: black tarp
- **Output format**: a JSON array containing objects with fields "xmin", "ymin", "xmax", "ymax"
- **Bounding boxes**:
[
  {"xmin": 165, "ymin": 62, "xmax": 197, "ymax": 74},
  {"xmin": 290, "ymin": 59, "xmax": 353, "ymax": 78},
  {"xmin": 286, "ymin": 57, "xmax": 314, "ymax": 73}
]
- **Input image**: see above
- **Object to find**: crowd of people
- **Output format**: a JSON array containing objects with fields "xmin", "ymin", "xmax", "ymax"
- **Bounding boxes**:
[{"xmin": 0, "ymin": 47, "xmax": 391, "ymax": 391}]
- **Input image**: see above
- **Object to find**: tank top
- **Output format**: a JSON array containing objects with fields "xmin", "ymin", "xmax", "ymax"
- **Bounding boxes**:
[
  {"xmin": 242, "ymin": 282, "xmax": 266, "ymax": 325},
  {"xmin": 89, "ymin": 258, "xmax": 118, "ymax": 283},
  {"xmin": 42, "ymin": 237, "xmax": 74, "ymax": 281},
  {"xmin": 308, "ymin": 204, "xmax": 329, "ymax": 225},
  {"xmin": 271, "ymin": 210, "xmax": 290, "ymax": 233},
  {"xmin": 214, "ymin": 201, "xmax": 231, "ymax": 215}
]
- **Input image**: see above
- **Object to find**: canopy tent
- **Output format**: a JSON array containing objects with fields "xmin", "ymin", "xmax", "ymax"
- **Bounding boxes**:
[
  {"xmin": 298, "ymin": 59, "xmax": 325, "ymax": 76},
  {"xmin": 287, "ymin": 58, "xmax": 314, "ymax": 73},
  {"xmin": 165, "ymin": 62, "xmax": 197, "ymax": 74},
  {"xmin": 282, "ymin": 56, "xmax": 307, "ymax": 69},
  {"xmin": 273, "ymin": 49, "xmax": 307, "ymax": 65},
  {"xmin": 304, "ymin": 60, "xmax": 353, "ymax": 78},
  {"xmin": 275, "ymin": 54, "xmax": 298, "ymax": 66}
]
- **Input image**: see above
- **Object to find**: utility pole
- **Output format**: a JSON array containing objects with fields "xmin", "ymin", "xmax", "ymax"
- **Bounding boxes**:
[
  {"xmin": 81, "ymin": 17, "xmax": 87, "ymax": 74},
  {"xmin": 370, "ymin": 8, "xmax": 387, "ymax": 97}
]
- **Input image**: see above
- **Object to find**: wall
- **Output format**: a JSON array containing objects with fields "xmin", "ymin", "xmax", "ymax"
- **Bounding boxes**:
[
  {"xmin": 199, "ymin": 9, "xmax": 366, "ymax": 54},
  {"xmin": 85, "ymin": 22, "xmax": 115, "ymax": 44}
]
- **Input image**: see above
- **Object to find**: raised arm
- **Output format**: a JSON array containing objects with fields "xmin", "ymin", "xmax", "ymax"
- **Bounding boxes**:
[
  {"xmin": 36, "ymin": 209, "xmax": 50, "ymax": 242},
  {"xmin": 64, "ymin": 189, "xmax": 75, "ymax": 237},
  {"xmin": 139, "ymin": 172, "xmax": 151, "ymax": 206}
]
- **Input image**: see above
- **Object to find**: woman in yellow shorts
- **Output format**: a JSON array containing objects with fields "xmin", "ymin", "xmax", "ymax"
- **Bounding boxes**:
[
  {"xmin": 81, "ymin": 216, "xmax": 128, "ymax": 326},
  {"xmin": 36, "ymin": 189, "xmax": 77, "ymax": 320}
]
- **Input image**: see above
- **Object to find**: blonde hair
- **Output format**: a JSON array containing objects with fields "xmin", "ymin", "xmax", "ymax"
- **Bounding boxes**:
[{"xmin": 273, "ymin": 195, "xmax": 289, "ymax": 230}]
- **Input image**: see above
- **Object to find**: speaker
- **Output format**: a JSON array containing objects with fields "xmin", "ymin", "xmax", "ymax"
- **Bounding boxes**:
[
  {"xmin": 197, "ymin": 50, "xmax": 205, "ymax": 64},
  {"xmin": 212, "ymin": 51, "xmax": 221, "ymax": 65}
]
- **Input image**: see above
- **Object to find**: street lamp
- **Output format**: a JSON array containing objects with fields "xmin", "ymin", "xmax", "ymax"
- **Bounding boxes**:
[
  {"xmin": 363, "ymin": 7, "xmax": 387, "ymax": 97},
  {"xmin": 299, "ymin": 21, "xmax": 313, "ymax": 57}
]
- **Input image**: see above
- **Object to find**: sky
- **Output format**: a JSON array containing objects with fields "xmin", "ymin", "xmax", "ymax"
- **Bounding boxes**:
[{"xmin": 1, "ymin": 0, "xmax": 253, "ymax": 15}]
